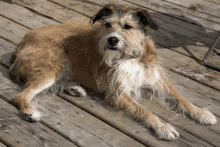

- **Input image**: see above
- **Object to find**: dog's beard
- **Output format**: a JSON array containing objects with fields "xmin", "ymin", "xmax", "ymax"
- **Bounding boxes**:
[{"xmin": 103, "ymin": 50, "xmax": 122, "ymax": 66}]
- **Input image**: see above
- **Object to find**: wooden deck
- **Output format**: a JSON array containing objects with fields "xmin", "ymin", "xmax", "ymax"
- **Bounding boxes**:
[{"xmin": 0, "ymin": 0, "xmax": 220, "ymax": 146}]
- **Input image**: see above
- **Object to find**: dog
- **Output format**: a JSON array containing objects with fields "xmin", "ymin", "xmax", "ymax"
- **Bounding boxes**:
[{"xmin": 9, "ymin": 4, "xmax": 217, "ymax": 140}]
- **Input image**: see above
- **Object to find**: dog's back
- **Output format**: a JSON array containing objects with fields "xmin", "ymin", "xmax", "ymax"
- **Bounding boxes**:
[{"xmin": 9, "ymin": 21, "xmax": 99, "ymax": 86}]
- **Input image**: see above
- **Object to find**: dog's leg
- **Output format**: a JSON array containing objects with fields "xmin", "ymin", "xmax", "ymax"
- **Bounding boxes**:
[
  {"xmin": 64, "ymin": 82, "xmax": 87, "ymax": 97},
  {"xmin": 164, "ymin": 82, "xmax": 217, "ymax": 125},
  {"xmin": 14, "ymin": 75, "xmax": 56, "ymax": 122},
  {"xmin": 112, "ymin": 93, "xmax": 179, "ymax": 140}
]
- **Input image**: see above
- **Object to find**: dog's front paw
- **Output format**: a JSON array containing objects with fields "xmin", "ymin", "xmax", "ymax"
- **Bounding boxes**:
[
  {"xmin": 65, "ymin": 85, "xmax": 87, "ymax": 97},
  {"xmin": 194, "ymin": 109, "xmax": 217, "ymax": 125},
  {"xmin": 154, "ymin": 124, "xmax": 179, "ymax": 140},
  {"xmin": 22, "ymin": 108, "xmax": 41, "ymax": 122}
]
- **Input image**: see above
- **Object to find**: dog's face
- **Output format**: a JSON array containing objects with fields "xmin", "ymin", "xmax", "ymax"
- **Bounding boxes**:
[{"xmin": 93, "ymin": 4, "xmax": 158, "ymax": 66}]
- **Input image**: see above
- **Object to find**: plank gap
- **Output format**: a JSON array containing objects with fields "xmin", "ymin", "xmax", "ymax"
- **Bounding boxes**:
[
  {"xmin": 163, "ymin": 0, "xmax": 220, "ymax": 19},
  {"xmin": 14, "ymin": 3, "xmax": 62, "ymax": 23},
  {"xmin": 47, "ymin": 0, "xmax": 93, "ymax": 18}
]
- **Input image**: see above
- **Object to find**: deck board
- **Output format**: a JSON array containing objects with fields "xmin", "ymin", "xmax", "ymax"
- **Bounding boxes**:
[
  {"xmin": 0, "ymin": 0, "xmax": 220, "ymax": 146},
  {"xmin": 0, "ymin": 2, "xmax": 58, "ymax": 29},
  {"xmin": 0, "ymin": 142, "xmax": 7, "ymax": 147},
  {"xmin": 164, "ymin": 0, "xmax": 220, "ymax": 18},
  {"xmin": 0, "ymin": 16, "xmax": 28, "ymax": 44},
  {"xmin": 13, "ymin": 0, "xmax": 89, "ymax": 23},
  {"xmin": 0, "ymin": 98, "xmax": 75, "ymax": 147},
  {"xmin": 124, "ymin": 0, "xmax": 220, "ymax": 32},
  {"xmin": 204, "ymin": 0, "xmax": 220, "ymax": 5}
]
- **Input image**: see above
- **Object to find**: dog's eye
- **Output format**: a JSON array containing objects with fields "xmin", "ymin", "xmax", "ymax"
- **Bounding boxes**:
[
  {"xmin": 105, "ymin": 23, "xmax": 112, "ymax": 28},
  {"xmin": 124, "ymin": 24, "xmax": 133, "ymax": 30}
]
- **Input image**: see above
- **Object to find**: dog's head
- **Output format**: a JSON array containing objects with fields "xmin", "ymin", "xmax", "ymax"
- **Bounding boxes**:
[{"xmin": 92, "ymin": 4, "xmax": 158, "ymax": 66}]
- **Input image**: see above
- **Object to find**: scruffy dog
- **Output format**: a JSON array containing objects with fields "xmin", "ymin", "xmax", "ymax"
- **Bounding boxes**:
[{"xmin": 9, "ymin": 4, "xmax": 217, "ymax": 140}]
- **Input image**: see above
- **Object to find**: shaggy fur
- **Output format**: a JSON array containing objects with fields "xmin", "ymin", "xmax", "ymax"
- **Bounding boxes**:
[{"xmin": 9, "ymin": 4, "xmax": 217, "ymax": 140}]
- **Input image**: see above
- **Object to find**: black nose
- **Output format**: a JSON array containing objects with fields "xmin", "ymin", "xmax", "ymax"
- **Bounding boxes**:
[{"xmin": 108, "ymin": 37, "xmax": 119, "ymax": 46}]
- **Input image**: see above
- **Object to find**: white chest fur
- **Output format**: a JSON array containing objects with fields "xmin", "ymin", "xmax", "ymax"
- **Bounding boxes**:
[{"xmin": 111, "ymin": 59, "xmax": 161, "ymax": 96}]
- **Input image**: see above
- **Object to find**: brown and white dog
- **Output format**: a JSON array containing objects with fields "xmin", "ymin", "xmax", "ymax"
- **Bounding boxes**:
[{"xmin": 9, "ymin": 4, "xmax": 217, "ymax": 140}]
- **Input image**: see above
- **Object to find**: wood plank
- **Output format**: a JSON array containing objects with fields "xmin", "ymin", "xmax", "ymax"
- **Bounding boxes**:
[
  {"xmin": 163, "ymin": 68, "xmax": 220, "ymax": 116},
  {"xmin": 141, "ymin": 98, "xmax": 220, "ymax": 146},
  {"xmin": 165, "ymin": 0, "xmax": 220, "ymax": 18},
  {"xmin": 11, "ymin": 0, "xmax": 89, "ymax": 23},
  {"xmin": 50, "ymin": 0, "xmax": 220, "ymax": 48},
  {"xmin": 123, "ymin": 0, "xmax": 220, "ymax": 32},
  {"xmin": 0, "ymin": 65, "xmax": 145, "ymax": 147},
  {"xmin": 204, "ymin": 0, "xmax": 220, "ymax": 5},
  {"xmin": 0, "ymin": 2, "xmax": 58, "ymax": 29},
  {"xmin": 0, "ymin": 16, "xmax": 28, "ymax": 44},
  {"xmin": 156, "ymin": 45, "xmax": 220, "ymax": 92},
  {"xmin": 152, "ymin": 28, "xmax": 220, "ymax": 66},
  {"xmin": 48, "ymin": 0, "xmax": 102, "ymax": 18},
  {"xmin": 0, "ymin": 142, "xmax": 7, "ymax": 147},
  {"xmin": 0, "ymin": 38, "xmax": 14, "ymax": 67},
  {"xmin": 0, "ymin": 98, "xmax": 75, "ymax": 147}
]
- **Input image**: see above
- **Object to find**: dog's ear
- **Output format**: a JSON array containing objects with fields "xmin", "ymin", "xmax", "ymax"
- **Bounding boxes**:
[
  {"xmin": 93, "ymin": 4, "xmax": 113, "ymax": 24},
  {"xmin": 136, "ymin": 9, "xmax": 158, "ymax": 31}
]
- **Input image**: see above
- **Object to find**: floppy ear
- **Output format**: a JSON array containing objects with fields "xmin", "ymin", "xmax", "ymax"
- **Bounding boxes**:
[
  {"xmin": 136, "ymin": 9, "xmax": 158, "ymax": 31},
  {"xmin": 93, "ymin": 4, "xmax": 113, "ymax": 24}
]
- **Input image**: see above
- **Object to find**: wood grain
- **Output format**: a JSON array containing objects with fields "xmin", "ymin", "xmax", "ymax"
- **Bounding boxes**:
[
  {"xmin": 0, "ymin": 142, "xmax": 7, "ymax": 147},
  {"xmin": 48, "ymin": 0, "xmax": 102, "ymax": 18},
  {"xmin": 0, "ymin": 2, "xmax": 58, "ymax": 29},
  {"xmin": 165, "ymin": 0, "xmax": 220, "ymax": 18},
  {"xmin": 0, "ymin": 16, "xmax": 28, "ymax": 44},
  {"xmin": 204, "ymin": 0, "xmax": 220, "ymax": 5},
  {"xmin": 0, "ymin": 38, "xmax": 15, "ymax": 67},
  {"xmin": 157, "ymin": 45, "xmax": 220, "ymax": 91},
  {"xmin": 0, "ymin": 98, "xmax": 75, "ymax": 147},
  {"xmin": 12, "ymin": 0, "xmax": 89, "ymax": 23},
  {"xmin": 123, "ymin": 0, "xmax": 220, "ymax": 32}
]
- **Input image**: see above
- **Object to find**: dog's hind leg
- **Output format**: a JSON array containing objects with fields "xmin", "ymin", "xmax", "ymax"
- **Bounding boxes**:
[
  {"xmin": 111, "ymin": 93, "xmax": 179, "ymax": 140},
  {"xmin": 14, "ymin": 74, "xmax": 57, "ymax": 122},
  {"xmin": 64, "ymin": 82, "xmax": 87, "ymax": 97},
  {"xmin": 164, "ymin": 82, "xmax": 217, "ymax": 125}
]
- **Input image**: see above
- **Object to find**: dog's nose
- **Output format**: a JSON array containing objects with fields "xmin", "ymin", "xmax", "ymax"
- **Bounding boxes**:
[{"xmin": 108, "ymin": 37, "xmax": 119, "ymax": 46}]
